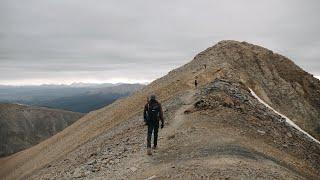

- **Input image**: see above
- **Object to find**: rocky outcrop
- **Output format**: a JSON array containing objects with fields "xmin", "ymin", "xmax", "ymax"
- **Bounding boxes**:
[
  {"xmin": 0, "ymin": 103, "xmax": 83, "ymax": 157},
  {"xmin": 195, "ymin": 79, "xmax": 319, "ymax": 166}
]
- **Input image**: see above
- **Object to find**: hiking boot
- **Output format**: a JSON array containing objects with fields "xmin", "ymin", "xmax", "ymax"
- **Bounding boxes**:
[{"xmin": 147, "ymin": 148, "xmax": 152, "ymax": 155}]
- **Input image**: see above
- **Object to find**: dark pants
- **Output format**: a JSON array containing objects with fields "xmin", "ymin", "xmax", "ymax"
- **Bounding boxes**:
[{"xmin": 147, "ymin": 122, "xmax": 159, "ymax": 148}]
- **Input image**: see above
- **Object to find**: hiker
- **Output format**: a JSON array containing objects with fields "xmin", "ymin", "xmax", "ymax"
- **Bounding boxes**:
[
  {"xmin": 143, "ymin": 95, "xmax": 164, "ymax": 155},
  {"xmin": 194, "ymin": 79, "xmax": 198, "ymax": 88},
  {"xmin": 204, "ymin": 64, "xmax": 207, "ymax": 69}
]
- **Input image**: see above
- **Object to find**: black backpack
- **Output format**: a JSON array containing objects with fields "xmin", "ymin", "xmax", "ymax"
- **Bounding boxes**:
[{"xmin": 147, "ymin": 101, "xmax": 160, "ymax": 123}]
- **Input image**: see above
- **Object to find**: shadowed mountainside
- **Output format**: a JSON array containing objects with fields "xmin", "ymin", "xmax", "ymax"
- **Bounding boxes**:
[{"xmin": 0, "ymin": 103, "xmax": 83, "ymax": 157}]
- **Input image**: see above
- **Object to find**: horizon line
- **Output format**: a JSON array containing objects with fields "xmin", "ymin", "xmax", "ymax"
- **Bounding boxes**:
[
  {"xmin": 0, "ymin": 80, "xmax": 151, "ymax": 86},
  {"xmin": 0, "ymin": 75, "xmax": 319, "ymax": 86}
]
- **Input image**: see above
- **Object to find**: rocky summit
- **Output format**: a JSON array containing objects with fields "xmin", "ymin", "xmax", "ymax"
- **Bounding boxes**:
[{"xmin": 0, "ymin": 40, "xmax": 319, "ymax": 180}]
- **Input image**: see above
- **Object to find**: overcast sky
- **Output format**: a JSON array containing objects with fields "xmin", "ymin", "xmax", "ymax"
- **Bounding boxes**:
[{"xmin": 1, "ymin": 0, "xmax": 319, "ymax": 85}]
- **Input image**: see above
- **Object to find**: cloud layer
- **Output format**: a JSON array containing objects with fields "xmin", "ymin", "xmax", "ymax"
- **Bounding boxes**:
[{"xmin": 1, "ymin": 0, "xmax": 319, "ymax": 85}]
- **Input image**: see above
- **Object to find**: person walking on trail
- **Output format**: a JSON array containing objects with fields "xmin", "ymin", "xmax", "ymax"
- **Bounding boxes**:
[
  {"xmin": 143, "ymin": 95, "xmax": 164, "ymax": 155},
  {"xmin": 194, "ymin": 79, "xmax": 198, "ymax": 88}
]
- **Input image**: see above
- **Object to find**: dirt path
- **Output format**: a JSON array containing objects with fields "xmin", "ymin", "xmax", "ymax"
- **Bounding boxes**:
[
  {"xmin": 124, "ymin": 89, "xmax": 217, "ymax": 180},
  {"xmin": 60, "ymin": 89, "xmax": 197, "ymax": 180},
  {"xmin": 160, "ymin": 89, "xmax": 196, "ymax": 141},
  {"xmin": 123, "ymin": 89, "xmax": 197, "ymax": 180}
]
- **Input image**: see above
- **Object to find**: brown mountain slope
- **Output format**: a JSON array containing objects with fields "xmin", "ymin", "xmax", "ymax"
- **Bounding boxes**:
[
  {"xmin": 196, "ymin": 40, "xmax": 320, "ymax": 140},
  {"xmin": 0, "ymin": 40, "xmax": 319, "ymax": 179},
  {"xmin": 0, "ymin": 103, "xmax": 83, "ymax": 157},
  {"xmin": 30, "ymin": 80, "xmax": 319, "ymax": 179}
]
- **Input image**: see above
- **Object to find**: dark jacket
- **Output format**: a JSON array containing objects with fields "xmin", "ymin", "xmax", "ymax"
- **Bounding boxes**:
[{"xmin": 144, "ymin": 100, "xmax": 164, "ymax": 124}]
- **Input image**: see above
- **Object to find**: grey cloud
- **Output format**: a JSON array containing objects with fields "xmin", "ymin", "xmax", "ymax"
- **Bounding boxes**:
[{"xmin": 0, "ymin": 0, "xmax": 320, "ymax": 85}]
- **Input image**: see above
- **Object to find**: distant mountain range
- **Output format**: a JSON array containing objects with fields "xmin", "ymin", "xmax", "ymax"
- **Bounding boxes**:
[{"xmin": 0, "ymin": 83, "xmax": 145, "ymax": 113}]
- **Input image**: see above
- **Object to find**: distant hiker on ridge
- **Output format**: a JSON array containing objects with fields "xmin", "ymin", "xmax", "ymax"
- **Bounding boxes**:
[
  {"xmin": 143, "ymin": 95, "xmax": 164, "ymax": 155},
  {"xmin": 194, "ymin": 79, "xmax": 198, "ymax": 88}
]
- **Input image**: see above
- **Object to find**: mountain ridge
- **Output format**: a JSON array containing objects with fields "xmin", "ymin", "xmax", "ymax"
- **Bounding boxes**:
[{"xmin": 1, "ymin": 40, "xmax": 319, "ymax": 179}]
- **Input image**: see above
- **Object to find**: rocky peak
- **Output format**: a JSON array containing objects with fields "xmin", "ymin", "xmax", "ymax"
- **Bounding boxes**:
[{"xmin": 187, "ymin": 40, "xmax": 320, "ymax": 140}]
